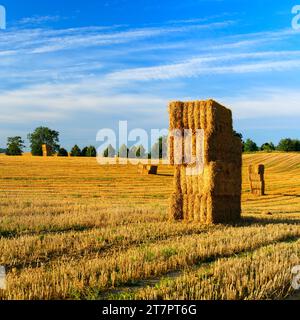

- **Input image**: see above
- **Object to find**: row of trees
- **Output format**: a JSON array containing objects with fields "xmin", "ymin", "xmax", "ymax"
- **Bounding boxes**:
[
  {"xmin": 243, "ymin": 138, "xmax": 300, "ymax": 152},
  {"xmin": 101, "ymin": 136, "xmax": 168, "ymax": 159},
  {"xmin": 3, "ymin": 126, "xmax": 300, "ymax": 156},
  {"xmin": 3, "ymin": 127, "xmax": 168, "ymax": 158}
]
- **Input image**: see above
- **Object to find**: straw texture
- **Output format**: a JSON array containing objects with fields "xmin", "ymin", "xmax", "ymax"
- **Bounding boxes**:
[{"xmin": 168, "ymin": 99, "xmax": 242, "ymax": 224}]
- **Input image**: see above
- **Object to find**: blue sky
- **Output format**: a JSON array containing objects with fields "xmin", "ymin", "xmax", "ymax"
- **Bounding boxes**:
[{"xmin": 0, "ymin": 0, "xmax": 300, "ymax": 150}]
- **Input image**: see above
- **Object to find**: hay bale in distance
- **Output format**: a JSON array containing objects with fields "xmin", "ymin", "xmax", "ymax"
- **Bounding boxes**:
[
  {"xmin": 248, "ymin": 164, "xmax": 265, "ymax": 196},
  {"xmin": 42, "ymin": 144, "xmax": 52, "ymax": 157},
  {"xmin": 168, "ymin": 99, "xmax": 242, "ymax": 224},
  {"xmin": 138, "ymin": 164, "xmax": 158, "ymax": 175}
]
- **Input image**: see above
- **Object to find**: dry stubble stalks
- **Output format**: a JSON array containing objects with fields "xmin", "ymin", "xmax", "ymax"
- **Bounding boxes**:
[{"xmin": 0, "ymin": 153, "xmax": 300, "ymax": 300}]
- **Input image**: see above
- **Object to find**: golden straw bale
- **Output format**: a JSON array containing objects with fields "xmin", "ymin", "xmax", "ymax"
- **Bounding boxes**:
[
  {"xmin": 188, "ymin": 194, "xmax": 195, "ymax": 221},
  {"xmin": 173, "ymin": 129, "xmax": 183, "ymax": 165},
  {"xmin": 168, "ymin": 99, "xmax": 241, "ymax": 224},
  {"xmin": 182, "ymin": 194, "xmax": 189, "ymax": 221},
  {"xmin": 188, "ymin": 102, "xmax": 195, "ymax": 131},
  {"xmin": 173, "ymin": 166, "xmax": 182, "ymax": 194},
  {"xmin": 169, "ymin": 101, "xmax": 183, "ymax": 130},
  {"xmin": 42, "ymin": 144, "xmax": 52, "ymax": 157},
  {"xmin": 193, "ymin": 194, "xmax": 201, "ymax": 222},
  {"xmin": 183, "ymin": 102, "xmax": 189, "ymax": 129},
  {"xmin": 194, "ymin": 101, "xmax": 201, "ymax": 129},
  {"xmin": 169, "ymin": 194, "xmax": 183, "ymax": 220},
  {"xmin": 138, "ymin": 164, "xmax": 158, "ymax": 175},
  {"xmin": 180, "ymin": 166, "xmax": 187, "ymax": 194},
  {"xmin": 248, "ymin": 164, "xmax": 265, "ymax": 196},
  {"xmin": 169, "ymin": 135, "xmax": 175, "ymax": 165}
]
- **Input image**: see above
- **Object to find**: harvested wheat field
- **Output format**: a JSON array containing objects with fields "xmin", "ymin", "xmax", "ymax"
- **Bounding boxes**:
[{"xmin": 0, "ymin": 152, "xmax": 300, "ymax": 300}]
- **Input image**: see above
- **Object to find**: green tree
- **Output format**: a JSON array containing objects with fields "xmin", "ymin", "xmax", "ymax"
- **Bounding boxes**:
[
  {"xmin": 136, "ymin": 145, "xmax": 146, "ymax": 158},
  {"xmin": 57, "ymin": 148, "xmax": 68, "ymax": 157},
  {"xmin": 243, "ymin": 139, "xmax": 259, "ymax": 152},
  {"xmin": 28, "ymin": 127, "xmax": 59, "ymax": 156},
  {"xmin": 233, "ymin": 131, "xmax": 243, "ymax": 140},
  {"xmin": 86, "ymin": 146, "xmax": 97, "ymax": 157},
  {"xmin": 103, "ymin": 144, "xmax": 116, "ymax": 158},
  {"xmin": 81, "ymin": 146, "xmax": 88, "ymax": 157},
  {"xmin": 151, "ymin": 136, "xmax": 168, "ymax": 159},
  {"xmin": 260, "ymin": 142, "xmax": 275, "ymax": 152},
  {"xmin": 118, "ymin": 144, "xmax": 129, "ymax": 158},
  {"xmin": 6, "ymin": 136, "xmax": 25, "ymax": 156},
  {"xmin": 70, "ymin": 145, "xmax": 82, "ymax": 157},
  {"xmin": 277, "ymin": 138, "xmax": 300, "ymax": 152}
]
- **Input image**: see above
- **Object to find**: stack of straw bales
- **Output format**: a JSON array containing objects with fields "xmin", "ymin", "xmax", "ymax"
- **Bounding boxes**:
[
  {"xmin": 42, "ymin": 144, "xmax": 52, "ymax": 157},
  {"xmin": 169, "ymin": 99, "xmax": 242, "ymax": 224},
  {"xmin": 248, "ymin": 164, "xmax": 265, "ymax": 196},
  {"xmin": 138, "ymin": 164, "xmax": 158, "ymax": 175}
]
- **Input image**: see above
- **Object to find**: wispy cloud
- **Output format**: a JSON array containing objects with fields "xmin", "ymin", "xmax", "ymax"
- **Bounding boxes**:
[
  {"xmin": 0, "ymin": 80, "xmax": 167, "ymax": 124},
  {"xmin": 1, "ymin": 11, "xmax": 300, "ymax": 146},
  {"xmin": 222, "ymin": 88, "xmax": 300, "ymax": 119},
  {"xmin": 107, "ymin": 51, "xmax": 300, "ymax": 81},
  {"xmin": 0, "ymin": 19, "xmax": 234, "ymax": 55},
  {"xmin": 17, "ymin": 15, "xmax": 61, "ymax": 26}
]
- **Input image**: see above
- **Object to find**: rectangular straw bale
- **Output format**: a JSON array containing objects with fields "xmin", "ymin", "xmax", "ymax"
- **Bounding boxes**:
[
  {"xmin": 42, "ymin": 144, "xmax": 52, "ymax": 157},
  {"xmin": 184, "ymin": 129, "xmax": 192, "ymax": 164},
  {"xmin": 188, "ymin": 102, "xmax": 195, "ymax": 131},
  {"xmin": 174, "ymin": 166, "xmax": 182, "ymax": 194},
  {"xmin": 194, "ymin": 101, "xmax": 201, "ymax": 129},
  {"xmin": 148, "ymin": 165, "xmax": 158, "ymax": 175},
  {"xmin": 169, "ymin": 101, "xmax": 183, "ymax": 130},
  {"xmin": 182, "ymin": 194, "xmax": 189, "ymax": 221},
  {"xmin": 188, "ymin": 194, "xmax": 195, "ymax": 221},
  {"xmin": 200, "ymin": 101, "xmax": 207, "ymax": 130},
  {"xmin": 192, "ymin": 169, "xmax": 199, "ymax": 194},
  {"xmin": 200, "ymin": 194, "xmax": 207, "ymax": 223},
  {"xmin": 186, "ymin": 171, "xmax": 193, "ymax": 195},
  {"xmin": 182, "ymin": 102, "xmax": 189, "ymax": 129},
  {"xmin": 193, "ymin": 194, "xmax": 201, "ymax": 222},
  {"xmin": 173, "ymin": 129, "xmax": 183, "ymax": 165},
  {"xmin": 180, "ymin": 165, "xmax": 187, "ymax": 194},
  {"xmin": 248, "ymin": 164, "xmax": 265, "ymax": 196},
  {"xmin": 169, "ymin": 194, "xmax": 183, "ymax": 220},
  {"xmin": 168, "ymin": 99, "xmax": 241, "ymax": 224},
  {"xmin": 169, "ymin": 135, "xmax": 175, "ymax": 165}
]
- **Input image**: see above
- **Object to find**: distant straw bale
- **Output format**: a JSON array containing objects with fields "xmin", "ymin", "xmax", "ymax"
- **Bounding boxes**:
[
  {"xmin": 248, "ymin": 164, "xmax": 265, "ymax": 196},
  {"xmin": 138, "ymin": 164, "xmax": 158, "ymax": 175},
  {"xmin": 42, "ymin": 144, "xmax": 52, "ymax": 157}
]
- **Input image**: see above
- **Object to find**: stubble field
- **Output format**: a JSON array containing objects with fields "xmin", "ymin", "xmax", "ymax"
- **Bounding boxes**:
[{"xmin": 0, "ymin": 152, "xmax": 300, "ymax": 300}]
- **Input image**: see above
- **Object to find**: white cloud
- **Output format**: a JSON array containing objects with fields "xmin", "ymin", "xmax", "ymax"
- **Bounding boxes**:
[
  {"xmin": 0, "ymin": 15, "xmax": 300, "ymax": 140},
  {"xmin": 107, "ymin": 51, "xmax": 300, "ymax": 81},
  {"xmin": 221, "ymin": 89, "xmax": 300, "ymax": 119},
  {"xmin": 0, "ymin": 19, "xmax": 234, "ymax": 56},
  {"xmin": 0, "ymin": 80, "xmax": 167, "ymax": 124},
  {"xmin": 17, "ymin": 15, "xmax": 61, "ymax": 25}
]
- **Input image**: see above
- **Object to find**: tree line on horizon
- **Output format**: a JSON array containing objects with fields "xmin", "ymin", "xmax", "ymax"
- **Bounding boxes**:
[{"xmin": 2, "ymin": 126, "xmax": 300, "ymax": 157}]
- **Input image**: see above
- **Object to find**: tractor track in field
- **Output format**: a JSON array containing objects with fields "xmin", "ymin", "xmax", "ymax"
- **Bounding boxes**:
[
  {"xmin": 94, "ymin": 234, "xmax": 300, "ymax": 300},
  {"xmin": 2, "ymin": 226, "xmax": 216, "ymax": 271}
]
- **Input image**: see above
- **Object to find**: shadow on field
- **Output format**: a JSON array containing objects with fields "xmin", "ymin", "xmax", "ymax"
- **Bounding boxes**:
[
  {"xmin": 280, "ymin": 194, "xmax": 300, "ymax": 198},
  {"xmin": 237, "ymin": 216, "xmax": 300, "ymax": 227},
  {"xmin": 156, "ymin": 173, "xmax": 173, "ymax": 177}
]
